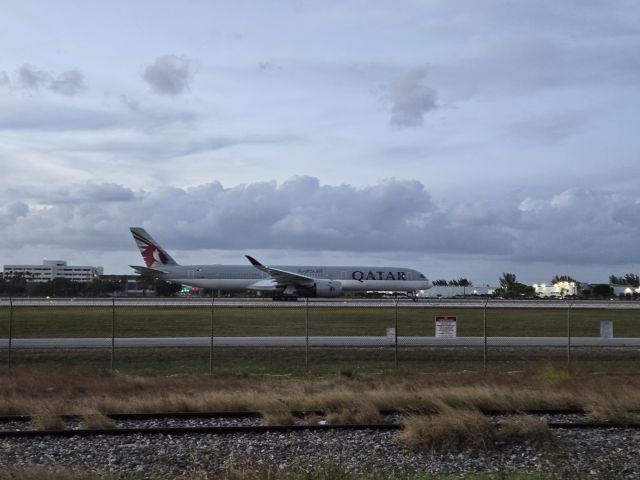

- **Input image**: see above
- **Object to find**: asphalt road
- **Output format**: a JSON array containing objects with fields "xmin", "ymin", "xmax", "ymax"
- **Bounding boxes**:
[{"xmin": 2, "ymin": 336, "xmax": 640, "ymax": 348}]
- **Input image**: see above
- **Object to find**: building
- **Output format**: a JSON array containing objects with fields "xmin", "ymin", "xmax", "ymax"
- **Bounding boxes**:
[
  {"xmin": 3, "ymin": 260, "xmax": 103, "ymax": 283},
  {"xmin": 532, "ymin": 281, "xmax": 580, "ymax": 298},
  {"xmin": 417, "ymin": 285, "xmax": 496, "ymax": 298},
  {"xmin": 611, "ymin": 285, "xmax": 640, "ymax": 297}
]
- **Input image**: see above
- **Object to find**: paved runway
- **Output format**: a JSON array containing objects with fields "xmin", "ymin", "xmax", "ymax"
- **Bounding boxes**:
[
  {"xmin": 1, "ymin": 297, "xmax": 639, "ymax": 309},
  {"xmin": 2, "ymin": 336, "xmax": 640, "ymax": 348}
]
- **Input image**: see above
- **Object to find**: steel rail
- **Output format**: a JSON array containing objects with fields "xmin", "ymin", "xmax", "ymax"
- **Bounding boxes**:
[
  {"xmin": 0, "ymin": 407, "xmax": 587, "ymax": 423},
  {"xmin": 3, "ymin": 420, "xmax": 640, "ymax": 439}
]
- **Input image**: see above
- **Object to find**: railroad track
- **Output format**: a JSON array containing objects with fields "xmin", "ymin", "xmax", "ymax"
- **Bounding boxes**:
[{"xmin": 2, "ymin": 409, "xmax": 640, "ymax": 438}]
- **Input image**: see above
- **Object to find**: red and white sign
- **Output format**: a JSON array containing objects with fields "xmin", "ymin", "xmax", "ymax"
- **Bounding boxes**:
[{"xmin": 435, "ymin": 316, "xmax": 457, "ymax": 338}]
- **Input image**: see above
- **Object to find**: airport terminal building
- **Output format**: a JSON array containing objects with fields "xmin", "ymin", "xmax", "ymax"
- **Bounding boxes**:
[{"xmin": 3, "ymin": 260, "xmax": 103, "ymax": 283}]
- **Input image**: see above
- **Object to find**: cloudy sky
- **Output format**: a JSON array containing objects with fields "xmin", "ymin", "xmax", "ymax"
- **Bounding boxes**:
[{"xmin": 1, "ymin": 0, "xmax": 639, "ymax": 285}]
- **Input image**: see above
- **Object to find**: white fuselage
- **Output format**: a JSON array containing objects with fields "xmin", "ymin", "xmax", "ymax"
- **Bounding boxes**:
[{"xmin": 154, "ymin": 264, "xmax": 431, "ymax": 293}]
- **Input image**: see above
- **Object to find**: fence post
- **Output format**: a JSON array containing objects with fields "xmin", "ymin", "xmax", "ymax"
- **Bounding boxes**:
[
  {"xmin": 305, "ymin": 298, "xmax": 309, "ymax": 372},
  {"xmin": 209, "ymin": 296, "xmax": 215, "ymax": 376},
  {"xmin": 483, "ymin": 298, "xmax": 489, "ymax": 375},
  {"xmin": 110, "ymin": 297, "xmax": 115, "ymax": 372},
  {"xmin": 566, "ymin": 300, "xmax": 573, "ymax": 370},
  {"xmin": 394, "ymin": 298, "xmax": 399, "ymax": 369},
  {"xmin": 8, "ymin": 297, "xmax": 13, "ymax": 368}
]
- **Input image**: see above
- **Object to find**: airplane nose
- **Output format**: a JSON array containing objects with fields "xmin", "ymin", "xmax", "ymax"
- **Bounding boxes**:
[{"xmin": 423, "ymin": 280, "xmax": 433, "ymax": 289}]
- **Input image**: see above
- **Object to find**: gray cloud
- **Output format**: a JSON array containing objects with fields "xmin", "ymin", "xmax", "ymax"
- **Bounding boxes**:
[
  {"xmin": 17, "ymin": 64, "xmax": 50, "ymax": 89},
  {"xmin": 49, "ymin": 70, "xmax": 85, "ymax": 96},
  {"xmin": 142, "ymin": 55, "xmax": 193, "ymax": 95},
  {"xmin": 509, "ymin": 111, "xmax": 593, "ymax": 145},
  {"xmin": 13, "ymin": 64, "xmax": 85, "ymax": 96},
  {"xmin": 1, "ymin": 178, "xmax": 637, "ymax": 267},
  {"xmin": 0, "ymin": 202, "xmax": 29, "ymax": 227},
  {"xmin": 380, "ymin": 67, "xmax": 438, "ymax": 128},
  {"xmin": 258, "ymin": 61, "xmax": 283, "ymax": 72},
  {"xmin": 36, "ymin": 183, "xmax": 137, "ymax": 205},
  {"xmin": 0, "ymin": 71, "xmax": 9, "ymax": 86}
]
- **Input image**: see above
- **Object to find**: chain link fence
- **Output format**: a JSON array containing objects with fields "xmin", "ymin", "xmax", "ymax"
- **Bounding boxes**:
[{"xmin": 1, "ymin": 297, "xmax": 639, "ymax": 374}]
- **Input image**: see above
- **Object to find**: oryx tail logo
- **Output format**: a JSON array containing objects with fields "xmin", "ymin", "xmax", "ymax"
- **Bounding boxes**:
[{"xmin": 131, "ymin": 228, "xmax": 176, "ymax": 268}]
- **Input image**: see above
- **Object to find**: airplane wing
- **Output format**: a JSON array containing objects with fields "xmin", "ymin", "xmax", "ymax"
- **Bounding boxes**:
[{"xmin": 245, "ymin": 255, "xmax": 316, "ymax": 287}]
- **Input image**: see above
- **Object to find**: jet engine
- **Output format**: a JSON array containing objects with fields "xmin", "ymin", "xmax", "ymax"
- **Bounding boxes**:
[{"xmin": 311, "ymin": 279, "xmax": 343, "ymax": 298}]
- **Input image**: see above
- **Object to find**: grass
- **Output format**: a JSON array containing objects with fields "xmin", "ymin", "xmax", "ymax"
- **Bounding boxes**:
[
  {"xmin": 398, "ymin": 408, "xmax": 493, "ymax": 452},
  {"xmin": 2, "ymin": 365, "xmax": 640, "ymax": 420},
  {"xmin": 0, "ymin": 465, "xmax": 555, "ymax": 479},
  {"xmin": 495, "ymin": 415, "xmax": 552, "ymax": 448},
  {"xmin": 261, "ymin": 410, "xmax": 297, "ymax": 426},
  {"xmin": 1, "ymin": 304, "xmax": 639, "ymax": 338},
  {"xmin": 31, "ymin": 406, "xmax": 66, "ymax": 431},
  {"xmin": 80, "ymin": 411, "xmax": 116, "ymax": 429},
  {"xmin": 398, "ymin": 410, "xmax": 552, "ymax": 453}
]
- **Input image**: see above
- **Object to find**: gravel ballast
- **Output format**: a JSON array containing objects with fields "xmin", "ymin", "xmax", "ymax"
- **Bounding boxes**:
[{"xmin": 1, "ymin": 427, "xmax": 639, "ymax": 478}]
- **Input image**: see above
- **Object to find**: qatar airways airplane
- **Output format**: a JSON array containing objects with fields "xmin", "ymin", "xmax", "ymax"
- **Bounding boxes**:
[{"xmin": 130, "ymin": 227, "xmax": 431, "ymax": 299}]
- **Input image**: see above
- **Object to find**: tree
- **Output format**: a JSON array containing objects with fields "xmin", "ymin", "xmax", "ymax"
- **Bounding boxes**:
[
  {"xmin": 155, "ymin": 280, "xmax": 181, "ymax": 296},
  {"xmin": 609, "ymin": 274, "xmax": 640, "ymax": 286},
  {"xmin": 0, "ymin": 274, "xmax": 27, "ymax": 296},
  {"xmin": 496, "ymin": 273, "xmax": 533, "ymax": 298},
  {"xmin": 592, "ymin": 284, "xmax": 614, "ymax": 297},
  {"xmin": 499, "ymin": 272, "xmax": 517, "ymax": 291},
  {"xmin": 137, "ymin": 272, "xmax": 158, "ymax": 296},
  {"xmin": 551, "ymin": 275, "xmax": 576, "ymax": 285}
]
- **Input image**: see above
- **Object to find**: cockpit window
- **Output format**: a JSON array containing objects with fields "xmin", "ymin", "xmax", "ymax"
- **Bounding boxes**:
[{"xmin": 420, "ymin": 274, "xmax": 425, "ymax": 279}]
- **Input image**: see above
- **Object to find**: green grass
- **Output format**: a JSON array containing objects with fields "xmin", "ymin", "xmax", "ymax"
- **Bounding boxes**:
[
  {"xmin": 0, "ymin": 304, "xmax": 639, "ymax": 338},
  {"xmin": 5, "ymin": 345, "xmax": 640, "ymax": 375}
]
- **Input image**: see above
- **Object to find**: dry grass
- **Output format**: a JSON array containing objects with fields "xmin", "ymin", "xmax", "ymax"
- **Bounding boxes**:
[
  {"xmin": 399, "ymin": 411, "xmax": 553, "ymax": 453},
  {"xmin": 495, "ymin": 415, "xmax": 552, "ymax": 448},
  {"xmin": 261, "ymin": 410, "xmax": 296, "ymax": 426},
  {"xmin": 80, "ymin": 412, "xmax": 116, "ymax": 430},
  {"xmin": 398, "ymin": 408, "xmax": 493, "ymax": 452},
  {"xmin": 325, "ymin": 399, "xmax": 382, "ymax": 425},
  {"xmin": 3, "ymin": 365, "xmax": 640, "ymax": 423},
  {"xmin": 30, "ymin": 405, "xmax": 65, "ymax": 431},
  {"xmin": 0, "ymin": 467, "xmax": 108, "ymax": 480}
]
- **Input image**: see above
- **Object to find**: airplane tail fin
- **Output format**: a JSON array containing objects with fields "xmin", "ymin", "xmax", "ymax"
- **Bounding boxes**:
[{"xmin": 130, "ymin": 227, "xmax": 179, "ymax": 268}]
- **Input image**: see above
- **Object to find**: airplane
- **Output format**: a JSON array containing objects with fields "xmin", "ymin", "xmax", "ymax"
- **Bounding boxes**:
[{"xmin": 130, "ymin": 227, "xmax": 432, "ymax": 299}]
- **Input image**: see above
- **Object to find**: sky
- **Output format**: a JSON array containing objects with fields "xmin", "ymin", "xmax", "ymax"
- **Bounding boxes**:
[{"xmin": 1, "ymin": 0, "xmax": 639, "ymax": 285}]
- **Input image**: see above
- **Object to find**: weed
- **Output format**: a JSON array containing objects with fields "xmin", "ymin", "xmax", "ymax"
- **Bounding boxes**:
[
  {"xmin": 537, "ymin": 365, "xmax": 571, "ymax": 388},
  {"xmin": 398, "ymin": 409, "xmax": 493, "ymax": 452},
  {"xmin": 80, "ymin": 412, "xmax": 116, "ymax": 430},
  {"xmin": 261, "ymin": 410, "xmax": 296, "ymax": 426},
  {"xmin": 30, "ymin": 406, "xmax": 65, "ymax": 431},
  {"xmin": 495, "ymin": 415, "xmax": 552, "ymax": 448}
]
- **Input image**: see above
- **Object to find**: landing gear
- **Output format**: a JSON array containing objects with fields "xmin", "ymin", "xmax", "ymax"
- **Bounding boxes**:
[{"xmin": 272, "ymin": 295, "xmax": 299, "ymax": 302}]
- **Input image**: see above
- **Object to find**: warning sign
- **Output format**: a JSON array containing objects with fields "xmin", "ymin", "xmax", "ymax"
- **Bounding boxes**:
[{"xmin": 435, "ymin": 316, "xmax": 457, "ymax": 338}]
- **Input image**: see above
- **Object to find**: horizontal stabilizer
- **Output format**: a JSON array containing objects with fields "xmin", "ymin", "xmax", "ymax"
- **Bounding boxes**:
[{"xmin": 130, "ymin": 265, "xmax": 168, "ymax": 276}]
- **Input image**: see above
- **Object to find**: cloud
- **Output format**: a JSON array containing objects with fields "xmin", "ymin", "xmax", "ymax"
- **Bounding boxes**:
[
  {"xmin": 380, "ymin": 67, "xmax": 438, "ymax": 128},
  {"xmin": 142, "ymin": 55, "xmax": 193, "ymax": 95},
  {"xmin": 509, "ymin": 111, "xmax": 592, "ymax": 145},
  {"xmin": 258, "ymin": 61, "xmax": 282, "ymax": 72},
  {"xmin": 1, "ymin": 178, "xmax": 637, "ymax": 268},
  {"xmin": 17, "ymin": 64, "xmax": 50, "ymax": 89},
  {"xmin": 35, "ymin": 183, "xmax": 137, "ymax": 205},
  {"xmin": 12, "ymin": 64, "xmax": 85, "ymax": 96},
  {"xmin": 49, "ymin": 70, "xmax": 85, "ymax": 96},
  {"xmin": 0, "ymin": 202, "xmax": 29, "ymax": 227}
]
